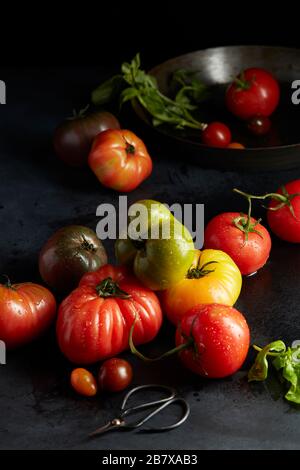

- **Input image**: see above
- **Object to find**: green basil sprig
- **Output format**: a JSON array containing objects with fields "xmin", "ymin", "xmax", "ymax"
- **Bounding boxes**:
[
  {"xmin": 249, "ymin": 340, "xmax": 300, "ymax": 404},
  {"xmin": 91, "ymin": 53, "xmax": 208, "ymax": 131}
]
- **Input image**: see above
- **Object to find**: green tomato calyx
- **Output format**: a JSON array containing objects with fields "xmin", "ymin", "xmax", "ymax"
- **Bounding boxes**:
[
  {"xmin": 125, "ymin": 142, "xmax": 135, "ymax": 155},
  {"xmin": 96, "ymin": 277, "xmax": 131, "ymax": 299},
  {"xmin": 1, "ymin": 274, "xmax": 14, "ymax": 289},
  {"xmin": 186, "ymin": 258, "xmax": 218, "ymax": 279}
]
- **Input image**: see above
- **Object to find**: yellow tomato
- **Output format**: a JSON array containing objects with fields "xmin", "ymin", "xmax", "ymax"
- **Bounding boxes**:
[{"xmin": 161, "ymin": 249, "xmax": 242, "ymax": 325}]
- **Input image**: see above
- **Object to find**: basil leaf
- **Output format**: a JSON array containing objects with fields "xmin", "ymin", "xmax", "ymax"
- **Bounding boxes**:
[
  {"xmin": 91, "ymin": 75, "xmax": 124, "ymax": 106},
  {"xmin": 120, "ymin": 87, "xmax": 140, "ymax": 106},
  {"xmin": 248, "ymin": 340, "xmax": 286, "ymax": 382},
  {"xmin": 273, "ymin": 346, "xmax": 300, "ymax": 404}
]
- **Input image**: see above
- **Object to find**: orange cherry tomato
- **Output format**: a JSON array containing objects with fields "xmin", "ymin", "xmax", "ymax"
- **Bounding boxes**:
[
  {"xmin": 70, "ymin": 368, "xmax": 98, "ymax": 397},
  {"xmin": 227, "ymin": 142, "xmax": 245, "ymax": 149}
]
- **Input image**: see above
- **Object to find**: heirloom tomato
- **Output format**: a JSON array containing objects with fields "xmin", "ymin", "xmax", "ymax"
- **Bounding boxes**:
[
  {"xmin": 56, "ymin": 265, "xmax": 162, "ymax": 364},
  {"xmin": 115, "ymin": 200, "xmax": 195, "ymax": 290},
  {"xmin": 54, "ymin": 110, "xmax": 120, "ymax": 167},
  {"xmin": 88, "ymin": 129, "xmax": 152, "ymax": 192},
  {"xmin": 0, "ymin": 280, "xmax": 56, "ymax": 349},
  {"xmin": 39, "ymin": 225, "xmax": 107, "ymax": 293},
  {"xmin": 161, "ymin": 249, "xmax": 242, "ymax": 326}
]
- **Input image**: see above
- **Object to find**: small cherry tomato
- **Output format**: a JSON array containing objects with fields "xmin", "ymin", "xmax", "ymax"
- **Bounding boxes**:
[
  {"xmin": 98, "ymin": 358, "xmax": 133, "ymax": 392},
  {"xmin": 202, "ymin": 122, "xmax": 232, "ymax": 148},
  {"xmin": 227, "ymin": 142, "xmax": 245, "ymax": 149},
  {"xmin": 70, "ymin": 368, "xmax": 98, "ymax": 397},
  {"xmin": 247, "ymin": 116, "xmax": 271, "ymax": 136}
]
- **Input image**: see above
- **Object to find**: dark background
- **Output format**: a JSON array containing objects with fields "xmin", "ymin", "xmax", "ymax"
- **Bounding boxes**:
[
  {"xmin": 1, "ymin": 2, "xmax": 300, "ymax": 451},
  {"xmin": 1, "ymin": 3, "xmax": 300, "ymax": 67}
]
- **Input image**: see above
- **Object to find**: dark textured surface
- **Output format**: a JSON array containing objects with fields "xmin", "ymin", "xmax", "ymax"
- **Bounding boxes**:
[{"xmin": 0, "ymin": 67, "xmax": 300, "ymax": 450}]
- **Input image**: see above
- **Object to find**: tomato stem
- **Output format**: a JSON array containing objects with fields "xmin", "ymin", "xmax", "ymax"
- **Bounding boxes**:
[
  {"xmin": 68, "ymin": 104, "xmax": 90, "ymax": 120},
  {"xmin": 81, "ymin": 235, "xmax": 96, "ymax": 252},
  {"xmin": 232, "ymin": 189, "xmax": 264, "ymax": 242},
  {"xmin": 187, "ymin": 259, "xmax": 218, "ymax": 279},
  {"xmin": 234, "ymin": 72, "xmax": 251, "ymax": 90},
  {"xmin": 233, "ymin": 187, "xmax": 300, "ymax": 221},
  {"xmin": 129, "ymin": 313, "xmax": 194, "ymax": 362},
  {"xmin": 2, "ymin": 274, "xmax": 13, "ymax": 288},
  {"xmin": 96, "ymin": 277, "xmax": 131, "ymax": 299},
  {"xmin": 125, "ymin": 142, "xmax": 135, "ymax": 154}
]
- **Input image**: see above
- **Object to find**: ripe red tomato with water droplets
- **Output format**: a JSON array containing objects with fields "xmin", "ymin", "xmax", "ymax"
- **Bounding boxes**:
[
  {"xmin": 202, "ymin": 122, "xmax": 231, "ymax": 148},
  {"xmin": 176, "ymin": 304, "xmax": 250, "ymax": 378},
  {"xmin": 98, "ymin": 358, "xmax": 133, "ymax": 392},
  {"xmin": 226, "ymin": 68, "xmax": 280, "ymax": 120},
  {"xmin": 71, "ymin": 368, "xmax": 98, "ymax": 396},
  {"xmin": 56, "ymin": 265, "xmax": 162, "ymax": 364},
  {"xmin": 204, "ymin": 212, "xmax": 271, "ymax": 275},
  {"xmin": 267, "ymin": 180, "xmax": 300, "ymax": 242}
]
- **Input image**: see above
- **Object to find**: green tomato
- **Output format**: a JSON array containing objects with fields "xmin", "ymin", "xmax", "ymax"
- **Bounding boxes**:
[{"xmin": 115, "ymin": 200, "xmax": 195, "ymax": 290}]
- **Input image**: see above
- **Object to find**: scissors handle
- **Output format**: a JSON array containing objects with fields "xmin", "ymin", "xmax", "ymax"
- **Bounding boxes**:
[
  {"xmin": 120, "ymin": 384, "xmax": 176, "ymax": 416},
  {"xmin": 123, "ymin": 396, "xmax": 190, "ymax": 431}
]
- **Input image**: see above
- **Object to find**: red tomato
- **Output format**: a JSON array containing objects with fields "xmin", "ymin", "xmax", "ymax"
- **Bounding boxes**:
[
  {"xmin": 175, "ymin": 304, "xmax": 250, "ymax": 378},
  {"xmin": 226, "ymin": 68, "xmax": 280, "ymax": 120},
  {"xmin": 71, "ymin": 368, "xmax": 98, "ymax": 397},
  {"xmin": 202, "ymin": 122, "xmax": 231, "ymax": 148},
  {"xmin": 98, "ymin": 358, "xmax": 133, "ymax": 392},
  {"xmin": 204, "ymin": 212, "xmax": 271, "ymax": 275},
  {"xmin": 88, "ymin": 129, "xmax": 152, "ymax": 192},
  {"xmin": 0, "ymin": 281, "xmax": 56, "ymax": 349},
  {"xmin": 56, "ymin": 265, "xmax": 162, "ymax": 364},
  {"xmin": 267, "ymin": 180, "xmax": 300, "ymax": 242}
]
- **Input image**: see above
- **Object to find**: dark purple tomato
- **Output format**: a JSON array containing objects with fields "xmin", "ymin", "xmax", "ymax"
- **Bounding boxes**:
[
  {"xmin": 98, "ymin": 358, "xmax": 133, "ymax": 392},
  {"xmin": 247, "ymin": 116, "xmax": 271, "ymax": 136},
  {"xmin": 39, "ymin": 225, "xmax": 107, "ymax": 293},
  {"xmin": 53, "ymin": 111, "xmax": 120, "ymax": 167}
]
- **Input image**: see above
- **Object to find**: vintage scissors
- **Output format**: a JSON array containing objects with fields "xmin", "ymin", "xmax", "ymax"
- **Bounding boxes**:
[{"xmin": 89, "ymin": 384, "xmax": 190, "ymax": 437}]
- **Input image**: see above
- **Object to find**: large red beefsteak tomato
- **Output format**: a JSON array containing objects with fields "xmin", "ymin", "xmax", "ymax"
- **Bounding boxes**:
[{"xmin": 56, "ymin": 265, "xmax": 162, "ymax": 364}]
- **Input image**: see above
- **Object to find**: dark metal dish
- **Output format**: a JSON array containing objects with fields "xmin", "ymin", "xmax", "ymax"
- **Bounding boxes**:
[{"xmin": 133, "ymin": 46, "xmax": 300, "ymax": 171}]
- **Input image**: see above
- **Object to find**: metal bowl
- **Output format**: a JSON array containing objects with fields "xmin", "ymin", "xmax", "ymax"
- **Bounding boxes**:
[{"xmin": 133, "ymin": 46, "xmax": 300, "ymax": 171}]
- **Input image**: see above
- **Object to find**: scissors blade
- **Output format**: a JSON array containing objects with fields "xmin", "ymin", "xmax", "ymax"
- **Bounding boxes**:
[{"xmin": 88, "ymin": 418, "xmax": 124, "ymax": 438}]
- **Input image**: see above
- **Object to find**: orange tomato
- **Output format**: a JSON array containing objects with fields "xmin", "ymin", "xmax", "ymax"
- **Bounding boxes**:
[
  {"xmin": 88, "ymin": 129, "xmax": 152, "ymax": 192},
  {"xmin": 161, "ymin": 249, "xmax": 242, "ymax": 326},
  {"xmin": 227, "ymin": 142, "xmax": 245, "ymax": 149},
  {"xmin": 70, "ymin": 368, "xmax": 98, "ymax": 397}
]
